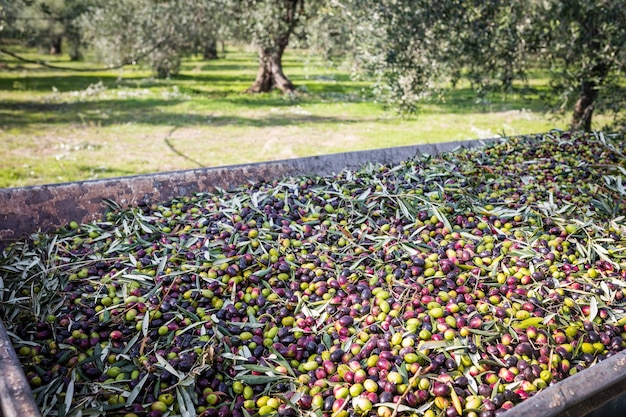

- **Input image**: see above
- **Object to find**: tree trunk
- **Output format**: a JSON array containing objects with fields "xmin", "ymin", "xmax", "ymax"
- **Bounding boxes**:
[
  {"xmin": 247, "ymin": 48, "xmax": 295, "ymax": 94},
  {"xmin": 571, "ymin": 61, "xmax": 608, "ymax": 132},
  {"xmin": 246, "ymin": 0, "xmax": 302, "ymax": 94},
  {"xmin": 68, "ymin": 47, "xmax": 82, "ymax": 61},
  {"xmin": 67, "ymin": 27, "xmax": 83, "ymax": 61},
  {"xmin": 571, "ymin": 80, "xmax": 597, "ymax": 132},
  {"xmin": 203, "ymin": 39, "xmax": 218, "ymax": 60},
  {"xmin": 49, "ymin": 37, "xmax": 62, "ymax": 55},
  {"xmin": 67, "ymin": 36, "xmax": 83, "ymax": 61}
]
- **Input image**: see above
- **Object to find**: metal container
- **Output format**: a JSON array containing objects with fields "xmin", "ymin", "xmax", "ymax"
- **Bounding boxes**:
[
  {"xmin": 501, "ymin": 350, "xmax": 626, "ymax": 417},
  {"xmin": 0, "ymin": 320, "xmax": 42, "ymax": 417},
  {"xmin": 2, "ymin": 137, "xmax": 626, "ymax": 417},
  {"xmin": 0, "ymin": 139, "xmax": 497, "ymax": 248}
]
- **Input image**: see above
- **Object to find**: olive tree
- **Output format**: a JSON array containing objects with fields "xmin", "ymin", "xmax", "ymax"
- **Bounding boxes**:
[
  {"xmin": 445, "ymin": 1, "xmax": 533, "ymax": 94},
  {"xmin": 79, "ymin": 0, "xmax": 316, "ymax": 89},
  {"xmin": 319, "ymin": 1, "xmax": 457, "ymax": 112},
  {"xmin": 0, "ymin": 1, "xmax": 21, "ymax": 38},
  {"xmin": 80, "ymin": 0, "xmax": 224, "ymax": 78},
  {"xmin": 0, "ymin": 0, "xmax": 89, "ymax": 60},
  {"xmin": 332, "ymin": 0, "xmax": 625, "ymax": 129},
  {"xmin": 536, "ymin": 0, "xmax": 626, "ymax": 131},
  {"xmin": 226, "ymin": 0, "xmax": 308, "ymax": 94},
  {"xmin": 326, "ymin": 0, "xmax": 533, "ymax": 113}
]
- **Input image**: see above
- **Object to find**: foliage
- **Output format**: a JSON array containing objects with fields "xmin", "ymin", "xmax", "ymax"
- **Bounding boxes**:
[
  {"xmin": 337, "ymin": 0, "xmax": 452, "ymax": 113},
  {"xmin": 445, "ymin": 1, "xmax": 533, "ymax": 94},
  {"xmin": 534, "ymin": 0, "xmax": 626, "ymax": 131},
  {"xmin": 80, "ymin": 0, "xmax": 322, "ymax": 84},
  {"xmin": 79, "ymin": 0, "xmax": 225, "ymax": 78},
  {"xmin": 329, "ymin": 0, "xmax": 626, "ymax": 129},
  {"xmin": 327, "ymin": 0, "xmax": 533, "ymax": 113},
  {"xmin": 294, "ymin": 1, "xmax": 349, "ymax": 64},
  {"xmin": 0, "ymin": 0, "xmax": 91, "ymax": 60},
  {"xmin": 227, "ymin": 0, "xmax": 305, "ymax": 51},
  {"xmin": 225, "ymin": 0, "xmax": 321, "ymax": 92},
  {"xmin": 0, "ymin": 0, "xmax": 22, "ymax": 39}
]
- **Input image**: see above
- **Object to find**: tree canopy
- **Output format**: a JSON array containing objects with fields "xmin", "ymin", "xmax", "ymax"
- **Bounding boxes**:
[
  {"xmin": 0, "ymin": 0, "xmax": 91, "ymax": 60},
  {"xmin": 536, "ymin": 0, "xmax": 626, "ymax": 131},
  {"xmin": 329, "ymin": 0, "xmax": 625, "ymax": 130},
  {"xmin": 226, "ymin": 0, "xmax": 309, "ymax": 93},
  {"xmin": 79, "ymin": 0, "xmax": 223, "ymax": 78}
]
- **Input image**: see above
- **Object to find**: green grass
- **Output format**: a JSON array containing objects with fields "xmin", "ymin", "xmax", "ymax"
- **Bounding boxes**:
[{"xmin": 0, "ymin": 47, "xmax": 607, "ymax": 188}]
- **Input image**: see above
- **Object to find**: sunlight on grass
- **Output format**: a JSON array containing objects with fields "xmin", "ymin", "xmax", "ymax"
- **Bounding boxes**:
[{"xmin": 0, "ymin": 47, "xmax": 602, "ymax": 188}]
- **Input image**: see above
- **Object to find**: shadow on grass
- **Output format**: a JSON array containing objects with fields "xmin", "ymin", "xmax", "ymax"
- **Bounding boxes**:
[
  {"xmin": 421, "ymin": 86, "xmax": 554, "ymax": 115},
  {"xmin": 0, "ymin": 86, "xmax": 555, "ymax": 131},
  {"xmin": 0, "ymin": 98, "xmax": 363, "ymax": 128},
  {"xmin": 75, "ymin": 165, "xmax": 139, "ymax": 177},
  {"xmin": 189, "ymin": 63, "xmax": 259, "ymax": 73},
  {"xmin": 1, "ymin": 69, "xmax": 367, "ymax": 100},
  {"xmin": 0, "ymin": 74, "xmax": 127, "ymax": 92},
  {"xmin": 1, "ymin": 58, "xmax": 558, "ymax": 128}
]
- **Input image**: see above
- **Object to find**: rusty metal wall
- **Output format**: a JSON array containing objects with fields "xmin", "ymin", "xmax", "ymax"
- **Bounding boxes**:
[
  {"xmin": 4, "ymin": 136, "xmax": 626, "ymax": 416},
  {"xmin": 0, "ymin": 320, "xmax": 42, "ymax": 417},
  {"xmin": 0, "ymin": 139, "xmax": 497, "ymax": 248},
  {"xmin": 501, "ymin": 350, "xmax": 626, "ymax": 417}
]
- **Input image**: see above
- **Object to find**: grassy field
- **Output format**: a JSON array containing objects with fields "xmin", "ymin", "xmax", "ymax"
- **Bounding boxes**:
[{"xmin": 0, "ymin": 47, "xmax": 595, "ymax": 188}]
